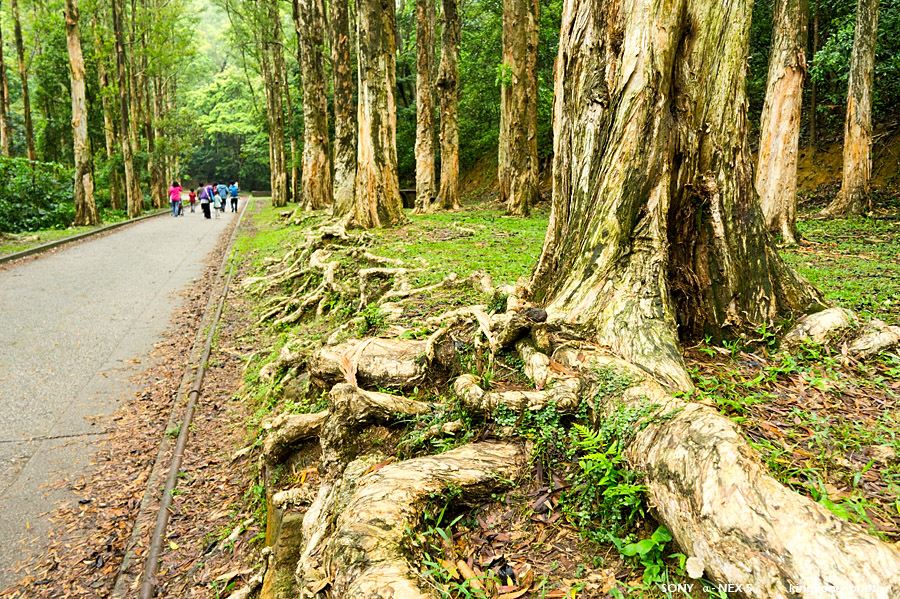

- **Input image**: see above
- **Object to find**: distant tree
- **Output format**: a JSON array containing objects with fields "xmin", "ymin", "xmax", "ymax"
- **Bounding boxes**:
[
  {"xmin": 111, "ymin": 0, "xmax": 141, "ymax": 217},
  {"xmin": 755, "ymin": 0, "xmax": 808, "ymax": 243},
  {"xmin": 91, "ymin": 13, "xmax": 122, "ymax": 211},
  {"xmin": 64, "ymin": 0, "xmax": 98, "ymax": 225},
  {"xmin": 498, "ymin": 0, "xmax": 538, "ymax": 217},
  {"xmin": 436, "ymin": 0, "xmax": 460, "ymax": 210},
  {"xmin": 354, "ymin": 0, "xmax": 405, "ymax": 227},
  {"xmin": 0, "ymin": 1, "xmax": 11, "ymax": 157},
  {"xmin": 823, "ymin": 0, "xmax": 880, "ymax": 216},
  {"xmin": 9, "ymin": 0, "xmax": 35, "ymax": 161},
  {"xmin": 330, "ymin": 0, "xmax": 357, "ymax": 219},
  {"xmin": 414, "ymin": 0, "xmax": 436, "ymax": 213}
]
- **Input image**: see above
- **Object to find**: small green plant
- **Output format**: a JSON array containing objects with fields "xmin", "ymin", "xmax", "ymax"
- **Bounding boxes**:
[
  {"xmin": 358, "ymin": 304, "xmax": 388, "ymax": 336},
  {"xmin": 617, "ymin": 526, "xmax": 682, "ymax": 586}
]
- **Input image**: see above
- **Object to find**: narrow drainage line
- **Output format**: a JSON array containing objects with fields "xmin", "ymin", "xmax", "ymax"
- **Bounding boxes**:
[
  {"xmin": 109, "ymin": 198, "xmax": 252, "ymax": 599},
  {"xmin": 0, "ymin": 430, "xmax": 111, "ymax": 444}
]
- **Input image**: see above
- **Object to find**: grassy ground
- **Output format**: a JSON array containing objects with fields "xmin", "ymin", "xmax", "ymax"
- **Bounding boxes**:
[
  {"xmin": 0, "ymin": 211, "xmax": 132, "ymax": 257},
  {"xmin": 233, "ymin": 198, "xmax": 900, "ymax": 599}
]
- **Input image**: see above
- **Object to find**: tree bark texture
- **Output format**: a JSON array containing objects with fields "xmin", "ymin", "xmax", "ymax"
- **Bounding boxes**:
[
  {"xmin": 65, "ymin": 0, "xmax": 98, "ymax": 226},
  {"xmin": 0, "ymin": 2, "xmax": 12, "ymax": 157},
  {"xmin": 824, "ymin": 0, "xmax": 880, "ymax": 216},
  {"xmin": 498, "ymin": 0, "xmax": 539, "ymax": 217},
  {"xmin": 413, "ymin": 0, "xmax": 437, "ymax": 213},
  {"xmin": 354, "ymin": 0, "xmax": 405, "ymax": 228},
  {"xmin": 260, "ymin": 0, "xmax": 288, "ymax": 208},
  {"xmin": 331, "ymin": 0, "xmax": 357, "ymax": 220},
  {"xmin": 756, "ymin": 0, "xmax": 808, "ymax": 244},
  {"xmin": 436, "ymin": 0, "xmax": 460, "ymax": 210},
  {"xmin": 295, "ymin": 0, "xmax": 333, "ymax": 211},
  {"xmin": 282, "ymin": 32, "xmax": 299, "ymax": 204},
  {"xmin": 529, "ymin": 0, "xmax": 824, "ymax": 390},
  {"xmin": 549, "ymin": 347, "xmax": 900, "ymax": 599},
  {"xmin": 111, "ymin": 0, "xmax": 141, "ymax": 217},
  {"xmin": 10, "ymin": 0, "xmax": 35, "ymax": 161}
]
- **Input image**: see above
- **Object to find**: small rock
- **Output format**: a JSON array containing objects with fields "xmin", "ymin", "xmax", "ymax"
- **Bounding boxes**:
[{"xmin": 686, "ymin": 556, "xmax": 705, "ymax": 579}]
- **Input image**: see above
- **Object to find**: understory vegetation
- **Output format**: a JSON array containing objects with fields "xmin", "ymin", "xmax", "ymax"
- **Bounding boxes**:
[{"xmin": 227, "ymin": 193, "xmax": 900, "ymax": 598}]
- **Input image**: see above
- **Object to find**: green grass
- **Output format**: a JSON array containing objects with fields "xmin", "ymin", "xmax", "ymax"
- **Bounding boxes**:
[
  {"xmin": 369, "ymin": 207, "xmax": 549, "ymax": 289},
  {"xmin": 783, "ymin": 214, "xmax": 900, "ymax": 324}
]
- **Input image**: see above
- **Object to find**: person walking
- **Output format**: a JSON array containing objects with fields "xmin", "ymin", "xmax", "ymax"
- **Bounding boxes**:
[
  {"xmin": 199, "ymin": 183, "xmax": 212, "ymax": 219},
  {"xmin": 168, "ymin": 181, "xmax": 183, "ymax": 217},
  {"xmin": 216, "ymin": 182, "xmax": 229, "ymax": 213},
  {"xmin": 188, "ymin": 188, "xmax": 197, "ymax": 213},
  {"xmin": 212, "ymin": 188, "xmax": 222, "ymax": 218},
  {"xmin": 229, "ymin": 181, "xmax": 239, "ymax": 212}
]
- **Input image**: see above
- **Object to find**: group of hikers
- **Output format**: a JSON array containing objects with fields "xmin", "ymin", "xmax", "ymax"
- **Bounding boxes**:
[{"xmin": 167, "ymin": 181, "xmax": 241, "ymax": 219}]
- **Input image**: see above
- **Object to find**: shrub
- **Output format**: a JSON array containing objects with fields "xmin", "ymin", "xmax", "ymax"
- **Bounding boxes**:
[{"xmin": 0, "ymin": 157, "xmax": 75, "ymax": 233}]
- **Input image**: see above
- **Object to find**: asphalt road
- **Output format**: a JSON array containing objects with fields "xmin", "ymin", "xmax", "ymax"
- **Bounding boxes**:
[{"xmin": 0, "ymin": 209, "xmax": 232, "ymax": 586}]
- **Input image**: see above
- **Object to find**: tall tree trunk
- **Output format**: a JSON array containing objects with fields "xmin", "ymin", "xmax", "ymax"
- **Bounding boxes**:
[
  {"xmin": 111, "ymin": 0, "xmax": 141, "ymax": 217},
  {"xmin": 809, "ymin": 0, "xmax": 819, "ymax": 150},
  {"xmin": 823, "ymin": 0, "xmax": 879, "ymax": 216},
  {"xmin": 413, "ymin": 0, "xmax": 436, "ymax": 213},
  {"xmin": 295, "ymin": 0, "xmax": 333, "ymax": 210},
  {"xmin": 522, "ymin": 0, "xmax": 900, "ymax": 593},
  {"xmin": 436, "ymin": 0, "xmax": 459, "ymax": 210},
  {"xmin": 331, "ymin": 0, "xmax": 357, "ymax": 219},
  {"xmin": 92, "ymin": 12, "xmax": 121, "ymax": 211},
  {"xmin": 280, "ymin": 30, "xmax": 299, "ymax": 205},
  {"xmin": 261, "ymin": 0, "xmax": 288, "ymax": 207},
  {"xmin": 498, "ymin": 0, "xmax": 538, "ymax": 217},
  {"xmin": 0, "ymin": 2, "xmax": 12, "ymax": 157},
  {"xmin": 353, "ymin": 0, "xmax": 405, "ymax": 227},
  {"xmin": 9, "ymin": 0, "xmax": 35, "ymax": 161},
  {"xmin": 755, "ymin": 0, "xmax": 808, "ymax": 244},
  {"xmin": 529, "ymin": 0, "xmax": 824, "ymax": 391},
  {"xmin": 146, "ymin": 71, "xmax": 164, "ymax": 210},
  {"xmin": 65, "ymin": 0, "xmax": 98, "ymax": 226}
]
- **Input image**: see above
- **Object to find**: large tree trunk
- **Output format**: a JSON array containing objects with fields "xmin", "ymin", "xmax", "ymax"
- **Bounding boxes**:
[
  {"xmin": 92, "ymin": 13, "xmax": 121, "ymax": 211},
  {"xmin": 331, "ymin": 0, "xmax": 357, "ymax": 219},
  {"xmin": 755, "ymin": 0, "xmax": 808, "ymax": 244},
  {"xmin": 353, "ymin": 0, "xmax": 405, "ymax": 228},
  {"xmin": 10, "ymin": 0, "xmax": 35, "ymax": 161},
  {"xmin": 436, "ymin": 0, "xmax": 460, "ymax": 210},
  {"xmin": 529, "ymin": 0, "xmax": 824, "ymax": 392},
  {"xmin": 281, "ymin": 32, "xmax": 299, "ymax": 205},
  {"xmin": 65, "ymin": 0, "xmax": 98, "ymax": 226},
  {"xmin": 0, "ymin": 3, "xmax": 12, "ymax": 158},
  {"xmin": 823, "ymin": 0, "xmax": 879, "ymax": 216},
  {"xmin": 295, "ymin": 0, "xmax": 333, "ymax": 211},
  {"xmin": 111, "ymin": 0, "xmax": 141, "ymax": 217},
  {"xmin": 498, "ymin": 0, "xmax": 539, "ymax": 217},
  {"xmin": 809, "ymin": 0, "xmax": 819, "ymax": 150},
  {"xmin": 413, "ymin": 0, "xmax": 436, "ymax": 214}
]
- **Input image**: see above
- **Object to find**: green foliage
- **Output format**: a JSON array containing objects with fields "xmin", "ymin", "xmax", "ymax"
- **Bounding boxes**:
[{"xmin": 0, "ymin": 157, "xmax": 75, "ymax": 233}]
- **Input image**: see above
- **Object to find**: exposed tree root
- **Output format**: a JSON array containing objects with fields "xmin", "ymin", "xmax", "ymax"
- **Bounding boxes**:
[
  {"xmin": 548, "ymin": 345, "xmax": 900, "ymax": 598},
  {"xmin": 325, "ymin": 441, "xmax": 527, "ymax": 598},
  {"xmin": 452, "ymin": 373, "xmax": 581, "ymax": 413},
  {"xmin": 262, "ymin": 411, "xmax": 329, "ymax": 467},
  {"xmin": 309, "ymin": 338, "xmax": 429, "ymax": 390}
]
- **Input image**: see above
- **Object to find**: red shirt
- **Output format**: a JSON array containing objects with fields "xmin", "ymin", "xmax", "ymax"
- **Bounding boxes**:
[{"xmin": 189, "ymin": 191, "xmax": 197, "ymax": 202}]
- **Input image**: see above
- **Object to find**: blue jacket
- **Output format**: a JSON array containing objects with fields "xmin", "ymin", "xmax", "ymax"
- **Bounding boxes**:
[
  {"xmin": 216, "ymin": 184, "xmax": 228, "ymax": 199},
  {"xmin": 229, "ymin": 184, "xmax": 239, "ymax": 198}
]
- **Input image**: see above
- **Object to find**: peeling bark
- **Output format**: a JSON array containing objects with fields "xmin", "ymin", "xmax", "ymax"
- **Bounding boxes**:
[
  {"xmin": 436, "ymin": 0, "xmax": 460, "ymax": 211},
  {"xmin": 498, "ymin": 0, "xmax": 539, "ymax": 217},
  {"xmin": 354, "ymin": 0, "xmax": 405, "ymax": 227},
  {"xmin": 331, "ymin": 0, "xmax": 357, "ymax": 219},
  {"xmin": 529, "ymin": 0, "xmax": 825, "ymax": 391},
  {"xmin": 823, "ymin": 0, "xmax": 880, "ymax": 216},
  {"xmin": 414, "ymin": 0, "xmax": 437, "ymax": 214},
  {"xmin": 65, "ymin": 0, "xmax": 99, "ymax": 226},
  {"xmin": 295, "ymin": 0, "xmax": 333, "ymax": 211},
  {"xmin": 756, "ymin": 0, "xmax": 808, "ymax": 244}
]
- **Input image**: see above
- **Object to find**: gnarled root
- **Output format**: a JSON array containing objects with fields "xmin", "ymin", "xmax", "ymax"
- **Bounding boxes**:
[
  {"xmin": 451, "ymin": 373, "xmax": 581, "ymax": 413},
  {"xmin": 262, "ymin": 411, "xmax": 329, "ymax": 467},
  {"xmin": 301, "ymin": 442, "xmax": 527, "ymax": 599},
  {"xmin": 309, "ymin": 338, "xmax": 429, "ymax": 391},
  {"xmin": 551, "ymin": 346, "xmax": 900, "ymax": 598}
]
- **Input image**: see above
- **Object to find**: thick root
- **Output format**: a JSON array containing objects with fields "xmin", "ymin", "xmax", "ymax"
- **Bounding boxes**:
[
  {"xmin": 309, "ymin": 338, "xmax": 429, "ymax": 390},
  {"xmin": 324, "ymin": 441, "xmax": 528, "ymax": 598},
  {"xmin": 552, "ymin": 346, "xmax": 900, "ymax": 599},
  {"xmin": 451, "ymin": 373, "xmax": 581, "ymax": 413},
  {"xmin": 848, "ymin": 322, "xmax": 900, "ymax": 358},
  {"xmin": 783, "ymin": 307, "xmax": 858, "ymax": 346},
  {"xmin": 262, "ymin": 411, "xmax": 329, "ymax": 467}
]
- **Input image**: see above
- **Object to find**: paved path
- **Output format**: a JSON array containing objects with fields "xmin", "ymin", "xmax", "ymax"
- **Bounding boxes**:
[{"xmin": 0, "ymin": 209, "xmax": 232, "ymax": 586}]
